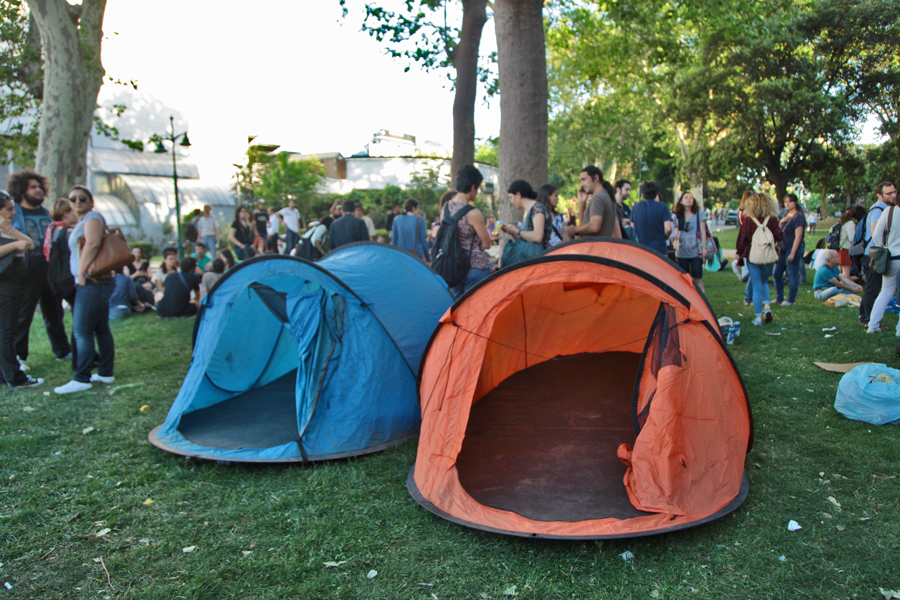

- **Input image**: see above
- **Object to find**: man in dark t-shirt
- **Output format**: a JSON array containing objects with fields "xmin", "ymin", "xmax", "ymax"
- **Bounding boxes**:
[
  {"xmin": 253, "ymin": 200, "xmax": 269, "ymax": 240},
  {"xmin": 157, "ymin": 257, "xmax": 201, "ymax": 317},
  {"xmin": 7, "ymin": 169, "xmax": 71, "ymax": 361},
  {"xmin": 328, "ymin": 200, "xmax": 370, "ymax": 251},
  {"xmin": 631, "ymin": 181, "xmax": 673, "ymax": 255}
]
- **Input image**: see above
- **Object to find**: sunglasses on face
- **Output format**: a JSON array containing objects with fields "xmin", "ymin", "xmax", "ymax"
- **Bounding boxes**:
[{"xmin": 69, "ymin": 195, "xmax": 90, "ymax": 203}]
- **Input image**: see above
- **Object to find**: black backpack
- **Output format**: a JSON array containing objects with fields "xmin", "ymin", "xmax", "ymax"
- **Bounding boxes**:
[
  {"xmin": 183, "ymin": 220, "xmax": 199, "ymax": 243},
  {"xmin": 825, "ymin": 221, "xmax": 842, "ymax": 250},
  {"xmin": 48, "ymin": 227, "xmax": 75, "ymax": 299},
  {"xmin": 431, "ymin": 204, "xmax": 475, "ymax": 287}
]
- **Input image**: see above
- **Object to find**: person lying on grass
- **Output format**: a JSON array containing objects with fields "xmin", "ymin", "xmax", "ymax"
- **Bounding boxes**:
[{"xmin": 813, "ymin": 250, "xmax": 863, "ymax": 301}]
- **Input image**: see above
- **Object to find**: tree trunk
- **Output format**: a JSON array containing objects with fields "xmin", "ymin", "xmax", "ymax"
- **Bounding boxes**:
[
  {"xmin": 767, "ymin": 169, "xmax": 789, "ymax": 209},
  {"xmin": 495, "ymin": 0, "xmax": 547, "ymax": 229},
  {"xmin": 451, "ymin": 0, "xmax": 488, "ymax": 178},
  {"xmin": 27, "ymin": 0, "xmax": 106, "ymax": 200}
]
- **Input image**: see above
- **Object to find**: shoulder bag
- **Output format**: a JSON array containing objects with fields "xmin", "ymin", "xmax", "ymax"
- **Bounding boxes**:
[
  {"xmin": 868, "ymin": 206, "xmax": 894, "ymax": 275},
  {"xmin": 501, "ymin": 205, "xmax": 545, "ymax": 268},
  {"xmin": 79, "ymin": 227, "xmax": 133, "ymax": 278}
]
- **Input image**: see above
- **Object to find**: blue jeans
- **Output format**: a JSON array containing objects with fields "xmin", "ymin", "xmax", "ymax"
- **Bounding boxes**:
[
  {"xmin": 814, "ymin": 286, "xmax": 843, "ymax": 301},
  {"xmin": 201, "ymin": 235, "xmax": 217, "ymax": 254},
  {"xmin": 283, "ymin": 228, "xmax": 299, "ymax": 255},
  {"xmin": 774, "ymin": 249, "xmax": 801, "ymax": 303},
  {"xmin": 450, "ymin": 268, "xmax": 491, "ymax": 299},
  {"xmin": 747, "ymin": 262, "xmax": 774, "ymax": 318},
  {"xmin": 73, "ymin": 278, "xmax": 115, "ymax": 383}
]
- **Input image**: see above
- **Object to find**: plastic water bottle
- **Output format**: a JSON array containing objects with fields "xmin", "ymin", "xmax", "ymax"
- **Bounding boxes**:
[
  {"xmin": 733, "ymin": 322, "xmax": 741, "ymax": 338},
  {"xmin": 726, "ymin": 327, "xmax": 735, "ymax": 345}
]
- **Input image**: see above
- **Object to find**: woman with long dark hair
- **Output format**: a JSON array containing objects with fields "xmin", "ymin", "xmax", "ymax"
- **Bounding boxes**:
[
  {"xmin": 229, "ymin": 206, "xmax": 254, "ymax": 260},
  {"xmin": 536, "ymin": 184, "xmax": 568, "ymax": 247},
  {"xmin": 673, "ymin": 191, "xmax": 709, "ymax": 292},
  {"xmin": 55, "ymin": 186, "xmax": 116, "ymax": 394},
  {"xmin": 774, "ymin": 193, "xmax": 806, "ymax": 306},
  {"xmin": 0, "ymin": 191, "xmax": 42, "ymax": 388}
]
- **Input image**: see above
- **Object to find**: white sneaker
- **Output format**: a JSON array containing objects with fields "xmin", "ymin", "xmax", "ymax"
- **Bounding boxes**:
[
  {"xmin": 90, "ymin": 374, "xmax": 115, "ymax": 384},
  {"xmin": 54, "ymin": 380, "xmax": 92, "ymax": 394},
  {"xmin": 17, "ymin": 356, "xmax": 29, "ymax": 371}
]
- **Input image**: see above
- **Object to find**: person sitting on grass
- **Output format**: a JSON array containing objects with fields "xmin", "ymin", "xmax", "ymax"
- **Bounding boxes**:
[
  {"xmin": 109, "ymin": 272, "xmax": 149, "ymax": 319},
  {"xmin": 199, "ymin": 258, "xmax": 225, "ymax": 301},
  {"xmin": 156, "ymin": 257, "xmax": 201, "ymax": 318},
  {"xmin": 192, "ymin": 241, "xmax": 212, "ymax": 271},
  {"xmin": 813, "ymin": 250, "xmax": 863, "ymax": 301}
]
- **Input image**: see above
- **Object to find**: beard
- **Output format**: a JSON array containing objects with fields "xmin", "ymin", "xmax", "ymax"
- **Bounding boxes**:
[{"xmin": 23, "ymin": 194, "xmax": 44, "ymax": 208}]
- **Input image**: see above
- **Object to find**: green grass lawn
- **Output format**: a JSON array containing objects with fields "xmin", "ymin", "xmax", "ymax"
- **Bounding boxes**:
[{"xmin": 2, "ymin": 269, "xmax": 899, "ymax": 599}]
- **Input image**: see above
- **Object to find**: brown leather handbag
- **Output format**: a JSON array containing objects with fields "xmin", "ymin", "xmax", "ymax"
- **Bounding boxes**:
[{"xmin": 79, "ymin": 228, "xmax": 133, "ymax": 278}]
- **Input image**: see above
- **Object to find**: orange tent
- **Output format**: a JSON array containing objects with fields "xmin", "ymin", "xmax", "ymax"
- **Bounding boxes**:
[{"xmin": 408, "ymin": 239, "xmax": 752, "ymax": 539}]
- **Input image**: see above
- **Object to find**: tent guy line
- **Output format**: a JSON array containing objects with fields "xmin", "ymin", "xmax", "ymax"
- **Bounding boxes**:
[{"xmin": 448, "ymin": 318, "xmax": 693, "ymax": 362}]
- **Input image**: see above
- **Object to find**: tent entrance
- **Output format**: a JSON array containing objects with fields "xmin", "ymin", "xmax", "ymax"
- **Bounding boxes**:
[
  {"xmin": 178, "ymin": 370, "xmax": 299, "ymax": 450},
  {"xmin": 456, "ymin": 352, "xmax": 648, "ymax": 522}
]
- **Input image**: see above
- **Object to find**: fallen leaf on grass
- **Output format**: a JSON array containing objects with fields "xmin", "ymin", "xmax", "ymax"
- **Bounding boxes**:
[
  {"xmin": 139, "ymin": 405, "xmax": 150, "ymax": 413},
  {"xmin": 22, "ymin": 406, "xmax": 35, "ymax": 412},
  {"xmin": 367, "ymin": 570, "xmax": 378, "ymax": 579},
  {"xmin": 182, "ymin": 546, "xmax": 196, "ymax": 553},
  {"xmin": 650, "ymin": 590, "xmax": 660, "ymax": 598},
  {"xmin": 827, "ymin": 496, "xmax": 842, "ymax": 510},
  {"xmin": 836, "ymin": 525, "xmax": 846, "ymax": 531},
  {"xmin": 242, "ymin": 551, "xmax": 252, "ymax": 556},
  {"xmin": 142, "ymin": 499, "xmax": 153, "ymax": 505},
  {"xmin": 880, "ymin": 588, "xmax": 900, "ymax": 599},
  {"xmin": 82, "ymin": 427, "xmax": 95, "ymax": 435},
  {"xmin": 138, "ymin": 538, "xmax": 150, "ymax": 544},
  {"xmin": 503, "ymin": 585, "xmax": 517, "ymax": 596},
  {"xmin": 95, "ymin": 528, "xmax": 110, "ymax": 537},
  {"xmin": 480, "ymin": 594, "xmax": 493, "ymax": 600},
  {"xmin": 323, "ymin": 561, "xmax": 347, "ymax": 568},
  {"xmin": 92, "ymin": 557, "xmax": 102, "ymax": 563}
]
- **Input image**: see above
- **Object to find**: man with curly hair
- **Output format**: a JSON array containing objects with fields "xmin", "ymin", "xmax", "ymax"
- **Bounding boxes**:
[{"xmin": 7, "ymin": 170, "xmax": 71, "ymax": 363}]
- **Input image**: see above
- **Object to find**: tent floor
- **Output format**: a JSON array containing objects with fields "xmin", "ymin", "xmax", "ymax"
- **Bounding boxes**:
[
  {"xmin": 178, "ymin": 370, "xmax": 299, "ymax": 450},
  {"xmin": 457, "ymin": 352, "xmax": 648, "ymax": 523}
]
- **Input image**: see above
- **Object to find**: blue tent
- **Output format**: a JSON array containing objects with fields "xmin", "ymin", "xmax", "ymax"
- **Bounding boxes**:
[{"xmin": 149, "ymin": 243, "xmax": 452, "ymax": 462}]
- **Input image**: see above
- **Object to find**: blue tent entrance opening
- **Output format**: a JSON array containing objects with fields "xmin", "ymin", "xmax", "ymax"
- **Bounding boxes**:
[{"xmin": 177, "ymin": 369, "xmax": 299, "ymax": 450}]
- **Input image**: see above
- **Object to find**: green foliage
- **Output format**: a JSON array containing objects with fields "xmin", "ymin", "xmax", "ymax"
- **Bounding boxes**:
[
  {"xmin": 254, "ymin": 152, "xmax": 326, "ymax": 227},
  {"xmin": 473, "ymin": 137, "xmax": 498, "ymax": 167},
  {"xmin": 232, "ymin": 146, "xmax": 275, "ymax": 206},
  {"xmin": 0, "ymin": 0, "xmax": 40, "ymax": 167},
  {"xmin": 406, "ymin": 163, "xmax": 451, "ymax": 220}
]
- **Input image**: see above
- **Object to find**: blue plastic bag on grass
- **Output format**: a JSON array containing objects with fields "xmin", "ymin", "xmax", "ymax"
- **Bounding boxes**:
[{"xmin": 835, "ymin": 363, "xmax": 900, "ymax": 425}]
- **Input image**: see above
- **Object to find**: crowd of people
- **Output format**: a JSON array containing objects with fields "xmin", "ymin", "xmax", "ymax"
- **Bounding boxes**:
[{"xmin": 3, "ymin": 159, "xmax": 896, "ymax": 392}]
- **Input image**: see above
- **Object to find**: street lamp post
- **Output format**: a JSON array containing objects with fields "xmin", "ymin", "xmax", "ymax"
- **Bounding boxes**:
[{"xmin": 155, "ymin": 115, "xmax": 191, "ymax": 259}]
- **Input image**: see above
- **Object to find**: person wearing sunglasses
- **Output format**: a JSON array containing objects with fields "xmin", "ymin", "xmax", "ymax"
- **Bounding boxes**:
[{"xmin": 55, "ymin": 186, "xmax": 116, "ymax": 395}]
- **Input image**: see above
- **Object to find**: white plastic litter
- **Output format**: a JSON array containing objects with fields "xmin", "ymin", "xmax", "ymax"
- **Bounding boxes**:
[
  {"xmin": 620, "ymin": 551, "xmax": 634, "ymax": 561},
  {"xmin": 788, "ymin": 520, "xmax": 802, "ymax": 531}
]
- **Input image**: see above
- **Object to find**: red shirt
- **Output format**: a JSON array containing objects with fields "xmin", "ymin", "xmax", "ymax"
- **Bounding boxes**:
[{"xmin": 736, "ymin": 214, "xmax": 783, "ymax": 259}]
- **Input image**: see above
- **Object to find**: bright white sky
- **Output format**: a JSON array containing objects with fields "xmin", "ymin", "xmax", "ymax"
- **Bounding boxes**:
[
  {"xmin": 99, "ymin": 0, "xmax": 501, "ymax": 185},
  {"xmin": 98, "ymin": 1, "xmax": 884, "ymax": 188}
]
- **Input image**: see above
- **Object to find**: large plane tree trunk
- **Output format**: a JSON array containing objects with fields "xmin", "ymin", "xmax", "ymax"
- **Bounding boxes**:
[
  {"xmin": 26, "ymin": 0, "xmax": 106, "ymax": 199},
  {"xmin": 494, "ymin": 0, "xmax": 548, "ymax": 228},
  {"xmin": 451, "ymin": 0, "xmax": 488, "ymax": 177}
]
